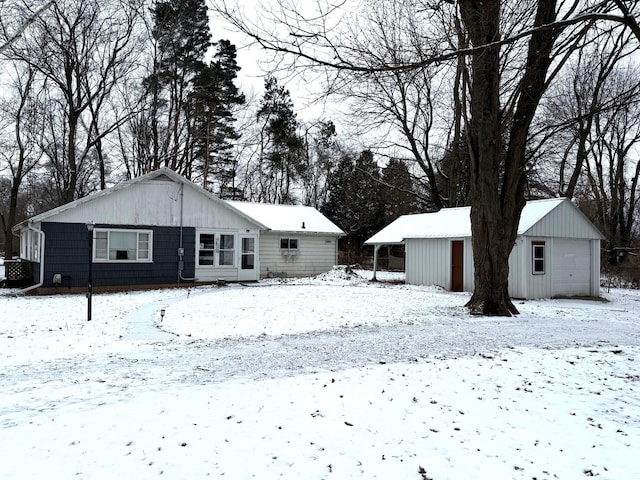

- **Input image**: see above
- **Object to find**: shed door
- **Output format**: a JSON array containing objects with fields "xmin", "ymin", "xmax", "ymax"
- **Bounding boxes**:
[
  {"xmin": 553, "ymin": 239, "xmax": 590, "ymax": 296},
  {"xmin": 451, "ymin": 240, "xmax": 464, "ymax": 292}
]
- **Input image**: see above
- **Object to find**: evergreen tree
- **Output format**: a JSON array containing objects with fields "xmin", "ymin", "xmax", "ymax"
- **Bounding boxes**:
[
  {"xmin": 188, "ymin": 40, "xmax": 245, "ymax": 194},
  {"xmin": 380, "ymin": 158, "xmax": 421, "ymax": 224},
  {"xmin": 322, "ymin": 150, "xmax": 386, "ymax": 261},
  {"xmin": 143, "ymin": 0, "xmax": 212, "ymax": 175},
  {"xmin": 436, "ymin": 135, "xmax": 471, "ymax": 208},
  {"xmin": 256, "ymin": 76, "xmax": 304, "ymax": 203}
]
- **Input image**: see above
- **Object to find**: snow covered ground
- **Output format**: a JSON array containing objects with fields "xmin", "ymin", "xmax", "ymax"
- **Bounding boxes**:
[{"xmin": 0, "ymin": 267, "xmax": 639, "ymax": 479}]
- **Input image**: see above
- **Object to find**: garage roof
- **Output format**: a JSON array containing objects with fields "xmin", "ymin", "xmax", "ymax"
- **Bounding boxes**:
[{"xmin": 365, "ymin": 198, "xmax": 590, "ymax": 245}]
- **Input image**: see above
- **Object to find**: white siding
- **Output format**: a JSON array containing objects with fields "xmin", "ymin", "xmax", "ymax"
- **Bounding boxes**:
[
  {"xmin": 507, "ymin": 238, "xmax": 527, "ymax": 299},
  {"xmin": 509, "ymin": 236, "xmax": 601, "ymax": 299},
  {"xmin": 258, "ymin": 232, "xmax": 338, "ymax": 278},
  {"xmin": 43, "ymin": 178, "xmax": 257, "ymax": 230},
  {"xmin": 509, "ymin": 237, "xmax": 555, "ymax": 299},
  {"xmin": 406, "ymin": 238, "xmax": 473, "ymax": 290},
  {"xmin": 523, "ymin": 201, "xmax": 602, "ymax": 239},
  {"xmin": 589, "ymin": 239, "xmax": 601, "ymax": 297}
]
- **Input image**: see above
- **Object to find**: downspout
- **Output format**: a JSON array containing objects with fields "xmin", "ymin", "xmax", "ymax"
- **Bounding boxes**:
[
  {"xmin": 19, "ymin": 223, "xmax": 45, "ymax": 294},
  {"xmin": 178, "ymin": 183, "xmax": 197, "ymax": 282}
]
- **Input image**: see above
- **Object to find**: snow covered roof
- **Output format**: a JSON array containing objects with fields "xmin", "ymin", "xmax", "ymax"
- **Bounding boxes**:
[
  {"xmin": 226, "ymin": 201, "xmax": 345, "ymax": 236},
  {"xmin": 365, "ymin": 198, "xmax": 576, "ymax": 245}
]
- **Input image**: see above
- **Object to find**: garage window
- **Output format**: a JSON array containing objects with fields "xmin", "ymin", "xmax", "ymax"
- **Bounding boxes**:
[{"xmin": 532, "ymin": 241, "xmax": 545, "ymax": 275}]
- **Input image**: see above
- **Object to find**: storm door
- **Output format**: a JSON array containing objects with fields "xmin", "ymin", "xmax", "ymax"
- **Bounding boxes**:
[{"xmin": 238, "ymin": 234, "xmax": 258, "ymax": 281}]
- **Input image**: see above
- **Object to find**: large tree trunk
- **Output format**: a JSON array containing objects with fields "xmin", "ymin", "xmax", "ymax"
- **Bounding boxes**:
[
  {"xmin": 459, "ymin": 0, "xmax": 516, "ymax": 315},
  {"xmin": 460, "ymin": 0, "xmax": 558, "ymax": 316}
]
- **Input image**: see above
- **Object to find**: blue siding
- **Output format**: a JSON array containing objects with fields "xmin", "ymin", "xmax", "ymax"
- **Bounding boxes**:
[{"xmin": 41, "ymin": 222, "xmax": 195, "ymax": 289}]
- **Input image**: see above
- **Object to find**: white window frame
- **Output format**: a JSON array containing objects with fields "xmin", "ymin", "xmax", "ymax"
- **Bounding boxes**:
[
  {"xmin": 532, "ymin": 241, "xmax": 545, "ymax": 275},
  {"xmin": 93, "ymin": 228, "xmax": 153, "ymax": 263},
  {"xmin": 197, "ymin": 232, "xmax": 236, "ymax": 268}
]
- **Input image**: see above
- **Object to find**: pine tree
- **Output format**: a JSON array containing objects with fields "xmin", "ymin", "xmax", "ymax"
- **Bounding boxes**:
[
  {"xmin": 256, "ymin": 76, "xmax": 304, "ymax": 203},
  {"xmin": 188, "ymin": 40, "xmax": 245, "ymax": 194},
  {"xmin": 323, "ymin": 150, "xmax": 386, "ymax": 261},
  {"xmin": 143, "ymin": 0, "xmax": 212, "ymax": 175},
  {"xmin": 380, "ymin": 159, "xmax": 421, "ymax": 224}
]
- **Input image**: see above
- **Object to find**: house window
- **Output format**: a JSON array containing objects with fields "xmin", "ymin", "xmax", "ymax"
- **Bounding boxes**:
[
  {"xmin": 198, "ymin": 232, "xmax": 235, "ymax": 267},
  {"xmin": 198, "ymin": 234, "xmax": 215, "ymax": 265},
  {"xmin": 280, "ymin": 238, "xmax": 298, "ymax": 249},
  {"xmin": 532, "ymin": 241, "xmax": 545, "ymax": 274},
  {"xmin": 94, "ymin": 229, "xmax": 153, "ymax": 262},
  {"xmin": 20, "ymin": 230, "xmax": 41, "ymax": 262}
]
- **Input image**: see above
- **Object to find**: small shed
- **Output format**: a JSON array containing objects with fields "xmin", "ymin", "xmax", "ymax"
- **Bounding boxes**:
[
  {"xmin": 227, "ymin": 201, "xmax": 344, "ymax": 278},
  {"xmin": 365, "ymin": 198, "xmax": 604, "ymax": 299},
  {"xmin": 11, "ymin": 168, "xmax": 343, "ymax": 293}
]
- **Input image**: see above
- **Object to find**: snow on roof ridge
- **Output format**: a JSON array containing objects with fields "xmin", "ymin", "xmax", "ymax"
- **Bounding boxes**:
[
  {"xmin": 365, "ymin": 197, "xmax": 572, "ymax": 245},
  {"xmin": 226, "ymin": 200, "xmax": 344, "ymax": 235}
]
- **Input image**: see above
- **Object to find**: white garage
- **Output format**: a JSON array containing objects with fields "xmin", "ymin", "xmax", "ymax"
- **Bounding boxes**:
[{"xmin": 366, "ymin": 198, "xmax": 604, "ymax": 300}]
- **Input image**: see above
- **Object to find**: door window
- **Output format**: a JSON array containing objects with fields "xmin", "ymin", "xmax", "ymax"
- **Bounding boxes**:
[{"xmin": 241, "ymin": 237, "xmax": 255, "ymax": 270}]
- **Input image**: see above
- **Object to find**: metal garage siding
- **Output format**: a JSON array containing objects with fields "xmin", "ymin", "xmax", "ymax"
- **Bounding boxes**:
[
  {"xmin": 524, "ymin": 200, "xmax": 601, "ymax": 239},
  {"xmin": 406, "ymin": 238, "xmax": 451, "ymax": 288},
  {"xmin": 552, "ymin": 239, "xmax": 591, "ymax": 296},
  {"xmin": 508, "ymin": 239, "xmax": 527, "ymax": 299},
  {"xmin": 509, "ymin": 237, "xmax": 555, "ymax": 299}
]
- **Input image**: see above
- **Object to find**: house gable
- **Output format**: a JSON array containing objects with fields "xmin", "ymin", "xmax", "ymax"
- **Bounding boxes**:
[{"xmin": 17, "ymin": 169, "xmax": 262, "ymax": 231}]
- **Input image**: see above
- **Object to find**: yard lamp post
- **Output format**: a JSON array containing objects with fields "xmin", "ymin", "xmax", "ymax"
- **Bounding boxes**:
[{"xmin": 87, "ymin": 221, "xmax": 94, "ymax": 321}]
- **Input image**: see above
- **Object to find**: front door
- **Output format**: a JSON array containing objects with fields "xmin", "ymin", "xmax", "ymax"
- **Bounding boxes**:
[
  {"xmin": 451, "ymin": 240, "xmax": 464, "ymax": 292},
  {"xmin": 238, "ymin": 235, "xmax": 258, "ymax": 281}
]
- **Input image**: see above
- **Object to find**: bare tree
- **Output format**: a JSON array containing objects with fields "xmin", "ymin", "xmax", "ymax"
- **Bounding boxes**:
[
  {"xmin": 530, "ymin": 27, "xmax": 640, "ymax": 199},
  {"xmin": 6, "ymin": 0, "xmax": 145, "ymax": 204},
  {"xmin": 0, "ymin": 0, "xmax": 54, "ymax": 55},
  {"xmin": 300, "ymin": 119, "xmax": 339, "ymax": 209},
  {"xmin": 583, "ymin": 66, "xmax": 640, "ymax": 265},
  {"xmin": 0, "ymin": 63, "xmax": 45, "ymax": 256}
]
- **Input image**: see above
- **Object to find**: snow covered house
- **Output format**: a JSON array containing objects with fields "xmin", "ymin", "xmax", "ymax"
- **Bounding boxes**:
[
  {"xmin": 10, "ymin": 168, "xmax": 344, "ymax": 293},
  {"xmin": 365, "ymin": 198, "xmax": 604, "ymax": 299},
  {"xmin": 227, "ymin": 201, "xmax": 344, "ymax": 278}
]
